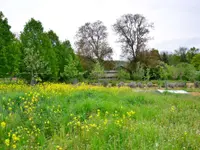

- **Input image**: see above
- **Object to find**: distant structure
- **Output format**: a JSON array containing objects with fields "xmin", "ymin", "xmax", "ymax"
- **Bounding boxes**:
[
  {"xmin": 101, "ymin": 70, "xmax": 118, "ymax": 80},
  {"xmin": 100, "ymin": 60, "xmax": 127, "ymax": 80}
]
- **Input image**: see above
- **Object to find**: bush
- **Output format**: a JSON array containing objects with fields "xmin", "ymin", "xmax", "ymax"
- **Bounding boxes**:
[
  {"xmin": 118, "ymin": 82, "xmax": 125, "ymax": 87},
  {"xmin": 176, "ymin": 82, "xmax": 186, "ymax": 88},
  {"xmin": 128, "ymin": 82, "xmax": 137, "ymax": 88},
  {"xmin": 147, "ymin": 82, "xmax": 153, "ymax": 87},
  {"xmin": 133, "ymin": 62, "xmax": 145, "ymax": 80},
  {"xmin": 137, "ymin": 82, "xmax": 144, "ymax": 88},
  {"xmin": 117, "ymin": 69, "xmax": 130, "ymax": 80},
  {"xmin": 90, "ymin": 61, "xmax": 104, "ymax": 80},
  {"xmin": 194, "ymin": 81, "xmax": 200, "ymax": 88},
  {"xmin": 102, "ymin": 80, "xmax": 109, "ymax": 87}
]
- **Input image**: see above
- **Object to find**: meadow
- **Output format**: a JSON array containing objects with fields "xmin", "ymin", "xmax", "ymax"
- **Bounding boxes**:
[{"xmin": 0, "ymin": 83, "xmax": 200, "ymax": 150}]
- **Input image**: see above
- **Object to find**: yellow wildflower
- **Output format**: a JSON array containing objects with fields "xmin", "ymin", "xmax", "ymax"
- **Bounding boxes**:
[
  {"xmin": 1, "ymin": 121, "xmax": 6, "ymax": 128},
  {"xmin": 12, "ymin": 134, "xmax": 20, "ymax": 141},
  {"xmin": 5, "ymin": 139, "xmax": 10, "ymax": 146},
  {"xmin": 12, "ymin": 144, "xmax": 17, "ymax": 149}
]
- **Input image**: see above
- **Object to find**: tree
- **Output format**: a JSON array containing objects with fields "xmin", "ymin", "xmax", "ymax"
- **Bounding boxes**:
[
  {"xmin": 90, "ymin": 61, "xmax": 104, "ymax": 80},
  {"xmin": 192, "ymin": 54, "xmax": 200, "ymax": 70},
  {"xmin": 5, "ymin": 39, "xmax": 22, "ymax": 77},
  {"xmin": 61, "ymin": 56, "xmax": 83, "ymax": 81},
  {"xmin": 160, "ymin": 52, "xmax": 169, "ymax": 64},
  {"xmin": 187, "ymin": 47, "xmax": 199, "ymax": 63},
  {"xmin": 175, "ymin": 47, "xmax": 188, "ymax": 63},
  {"xmin": 75, "ymin": 20, "xmax": 113, "ymax": 62},
  {"xmin": 113, "ymin": 14, "xmax": 153, "ymax": 61},
  {"xmin": 23, "ymin": 46, "xmax": 49, "ymax": 85},
  {"xmin": 0, "ymin": 11, "xmax": 14, "ymax": 50},
  {"xmin": 176, "ymin": 63, "xmax": 196, "ymax": 81},
  {"xmin": 117, "ymin": 69, "xmax": 130, "ymax": 80},
  {"xmin": 20, "ymin": 18, "xmax": 58, "ymax": 81},
  {"xmin": 0, "ymin": 11, "xmax": 16, "ymax": 77},
  {"xmin": 132, "ymin": 62, "xmax": 145, "ymax": 80},
  {"xmin": 113, "ymin": 14, "xmax": 153, "ymax": 78}
]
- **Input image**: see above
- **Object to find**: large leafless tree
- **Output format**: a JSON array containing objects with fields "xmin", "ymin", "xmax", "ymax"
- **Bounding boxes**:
[
  {"xmin": 113, "ymin": 14, "xmax": 153, "ymax": 62},
  {"xmin": 75, "ymin": 21, "xmax": 113, "ymax": 63}
]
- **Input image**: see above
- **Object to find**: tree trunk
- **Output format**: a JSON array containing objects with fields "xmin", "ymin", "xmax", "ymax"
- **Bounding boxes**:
[{"xmin": 30, "ymin": 70, "xmax": 34, "ymax": 85}]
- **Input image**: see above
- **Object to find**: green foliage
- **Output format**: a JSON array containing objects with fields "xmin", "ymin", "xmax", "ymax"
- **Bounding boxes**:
[
  {"xmin": 187, "ymin": 47, "xmax": 199, "ymax": 63},
  {"xmin": 145, "ymin": 68, "xmax": 151, "ymax": 81},
  {"xmin": 20, "ymin": 18, "xmax": 67, "ymax": 81},
  {"xmin": 0, "ymin": 11, "xmax": 20, "ymax": 77},
  {"xmin": 133, "ymin": 62, "xmax": 145, "ymax": 80},
  {"xmin": 191, "ymin": 54, "xmax": 200, "ymax": 71},
  {"xmin": 117, "ymin": 69, "xmax": 130, "ymax": 80},
  {"xmin": 61, "ymin": 56, "xmax": 83, "ymax": 81},
  {"xmin": 0, "ymin": 12, "xmax": 14, "ymax": 49},
  {"xmin": 90, "ymin": 61, "xmax": 104, "ymax": 80},
  {"xmin": 176, "ymin": 63, "xmax": 196, "ymax": 81},
  {"xmin": 0, "ymin": 84, "xmax": 200, "ymax": 149},
  {"xmin": 159, "ymin": 63, "xmax": 196, "ymax": 81},
  {"xmin": 159, "ymin": 63, "xmax": 169, "ymax": 80},
  {"xmin": 23, "ymin": 46, "xmax": 50, "ymax": 84}
]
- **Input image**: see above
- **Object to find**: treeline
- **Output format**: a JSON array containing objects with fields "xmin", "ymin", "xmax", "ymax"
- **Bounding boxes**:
[
  {"xmin": 0, "ymin": 11, "xmax": 200, "ymax": 83},
  {"xmin": 0, "ymin": 12, "xmax": 82, "ymax": 83}
]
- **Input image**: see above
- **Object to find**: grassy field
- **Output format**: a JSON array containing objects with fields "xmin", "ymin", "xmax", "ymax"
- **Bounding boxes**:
[{"xmin": 0, "ymin": 83, "xmax": 200, "ymax": 150}]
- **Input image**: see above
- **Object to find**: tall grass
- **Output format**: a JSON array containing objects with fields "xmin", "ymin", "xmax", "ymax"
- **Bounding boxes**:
[{"xmin": 0, "ymin": 83, "xmax": 199, "ymax": 149}]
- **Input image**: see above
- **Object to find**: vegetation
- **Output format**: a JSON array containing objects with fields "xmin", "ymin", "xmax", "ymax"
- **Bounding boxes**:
[
  {"xmin": 0, "ymin": 10, "xmax": 200, "ymax": 83},
  {"xmin": 0, "ymin": 83, "xmax": 200, "ymax": 149},
  {"xmin": 1, "ymin": 4, "xmax": 200, "ymax": 150}
]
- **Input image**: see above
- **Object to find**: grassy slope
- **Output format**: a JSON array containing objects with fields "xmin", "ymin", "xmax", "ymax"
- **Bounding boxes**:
[{"xmin": 0, "ymin": 84, "xmax": 200, "ymax": 149}]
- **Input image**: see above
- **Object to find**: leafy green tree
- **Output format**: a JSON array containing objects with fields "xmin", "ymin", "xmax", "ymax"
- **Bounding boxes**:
[
  {"xmin": 61, "ymin": 56, "xmax": 83, "ymax": 81},
  {"xmin": 6, "ymin": 39, "xmax": 22, "ymax": 77},
  {"xmin": 175, "ymin": 47, "xmax": 188, "ymax": 63},
  {"xmin": 133, "ymin": 62, "xmax": 145, "ymax": 80},
  {"xmin": 187, "ymin": 47, "xmax": 199, "ymax": 63},
  {"xmin": 90, "ymin": 61, "xmax": 104, "ymax": 80},
  {"xmin": 192, "ymin": 54, "xmax": 200, "ymax": 71},
  {"xmin": 167, "ymin": 65, "xmax": 179, "ymax": 80},
  {"xmin": 0, "ymin": 11, "xmax": 15, "ymax": 77},
  {"xmin": 159, "ymin": 63, "xmax": 169, "ymax": 80},
  {"xmin": 145, "ymin": 68, "xmax": 151, "ymax": 81},
  {"xmin": 160, "ymin": 52, "xmax": 169, "ymax": 64},
  {"xmin": 168, "ymin": 53, "xmax": 180, "ymax": 65},
  {"xmin": 176, "ymin": 63, "xmax": 196, "ymax": 81},
  {"xmin": 20, "ymin": 18, "xmax": 58, "ymax": 81},
  {"xmin": 117, "ymin": 69, "xmax": 130, "ymax": 80},
  {"xmin": 0, "ymin": 12, "xmax": 14, "ymax": 49},
  {"xmin": 23, "ymin": 46, "xmax": 49, "ymax": 84}
]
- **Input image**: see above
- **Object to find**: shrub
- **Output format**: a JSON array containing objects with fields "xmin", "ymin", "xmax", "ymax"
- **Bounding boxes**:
[
  {"xmin": 133, "ymin": 62, "xmax": 145, "ymax": 80},
  {"xmin": 128, "ymin": 82, "xmax": 137, "ymax": 88},
  {"xmin": 117, "ymin": 69, "xmax": 130, "ymax": 80},
  {"xmin": 194, "ymin": 81, "xmax": 200, "ymax": 88},
  {"xmin": 118, "ymin": 82, "xmax": 125, "ymax": 88},
  {"xmin": 90, "ymin": 61, "xmax": 104, "ymax": 80},
  {"xmin": 147, "ymin": 82, "xmax": 153, "ymax": 88},
  {"xmin": 137, "ymin": 82, "xmax": 144, "ymax": 88},
  {"xmin": 102, "ymin": 80, "xmax": 109, "ymax": 87}
]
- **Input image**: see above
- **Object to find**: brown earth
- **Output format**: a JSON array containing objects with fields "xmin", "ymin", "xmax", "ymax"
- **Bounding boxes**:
[{"xmin": 190, "ymin": 92, "xmax": 200, "ymax": 96}]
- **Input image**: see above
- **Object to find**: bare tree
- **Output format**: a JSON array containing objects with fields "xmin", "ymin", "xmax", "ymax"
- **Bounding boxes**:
[
  {"xmin": 75, "ymin": 21, "xmax": 113, "ymax": 62},
  {"xmin": 113, "ymin": 14, "xmax": 153, "ymax": 79},
  {"xmin": 113, "ymin": 14, "xmax": 153, "ymax": 62}
]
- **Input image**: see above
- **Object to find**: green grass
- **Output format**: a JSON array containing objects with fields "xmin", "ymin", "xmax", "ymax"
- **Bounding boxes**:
[{"xmin": 0, "ymin": 84, "xmax": 200, "ymax": 149}]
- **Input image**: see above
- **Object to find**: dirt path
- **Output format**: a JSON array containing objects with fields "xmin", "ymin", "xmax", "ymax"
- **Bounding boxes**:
[{"xmin": 190, "ymin": 92, "xmax": 200, "ymax": 96}]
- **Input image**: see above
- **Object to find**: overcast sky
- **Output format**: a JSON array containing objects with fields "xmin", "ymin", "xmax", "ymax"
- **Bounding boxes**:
[{"xmin": 1, "ymin": 0, "xmax": 200, "ymax": 60}]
